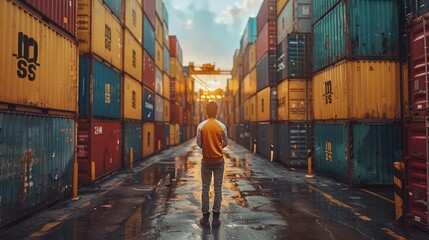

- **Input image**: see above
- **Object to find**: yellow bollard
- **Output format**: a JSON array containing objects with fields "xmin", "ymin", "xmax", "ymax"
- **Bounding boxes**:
[
  {"xmin": 130, "ymin": 147, "xmax": 134, "ymax": 170},
  {"xmin": 305, "ymin": 149, "xmax": 314, "ymax": 178},
  {"xmin": 394, "ymin": 162, "xmax": 404, "ymax": 222},
  {"xmin": 91, "ymin": 161, "xmax": 96, "ymax": 181},
  {"xmin": 72, "ymin": 162, "xmax": 79, "ymax": 200}
]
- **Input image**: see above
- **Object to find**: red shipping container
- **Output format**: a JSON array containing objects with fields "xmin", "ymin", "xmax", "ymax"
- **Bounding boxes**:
[
  {"xmin": 143, "ymin": 50, "xmax": 156, "ymax": 91},
  {"xmin": 143, "ymin": 0, "xmax": 156, "ymax": 28},
  {"xmin": 77, "ymin": 120, "xmax": 121, "ymax": 185},
  {"xmin": 21, "ymin": 0, "xmax": 77, "ymax": 37},
  {"xmin": 405, "ymin": 121, "xmax": 428, "ymax": 228},
  {"xmin": 169, "ymin": 35, "xmax": 183, "ymax": 64},
  {"xmin": 155, "ymin": 123, "xmax": 164, "ymax": 152},
  {"xmin": 408, "ymin": 18, "xmax": 429, "ymax": 114},
  {"xmin": 256, "ymin": 21, "xmax": 277, "ymax": 63},
  {"xmin": 256, "ymin": 0, "xmax": 276, "ymax": 34}
]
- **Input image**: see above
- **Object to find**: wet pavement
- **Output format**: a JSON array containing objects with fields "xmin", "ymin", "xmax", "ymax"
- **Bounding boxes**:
[{"xmin": 1, "ymin": 139, "xmax": 428, "ymax": 239}]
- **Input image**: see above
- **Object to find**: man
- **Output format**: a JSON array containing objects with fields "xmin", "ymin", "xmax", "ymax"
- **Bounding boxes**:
[{"xmin": 196, "ymin": 101, "xmax": 228, "ymax": 228}]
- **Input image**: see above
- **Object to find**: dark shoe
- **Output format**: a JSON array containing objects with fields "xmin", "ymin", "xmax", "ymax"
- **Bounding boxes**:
[
  {"xmin": 199, "ymin": 213, "xmax": 210, "ymax": 228},
  {"xmin": 212, "ymin": 212, "xmax": 221, "ymax": 228}
]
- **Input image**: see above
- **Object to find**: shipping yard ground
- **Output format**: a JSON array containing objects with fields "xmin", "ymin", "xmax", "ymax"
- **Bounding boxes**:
[{"xmin": 0, "ymin": 140, "xmax": 427, "ymax": 240}]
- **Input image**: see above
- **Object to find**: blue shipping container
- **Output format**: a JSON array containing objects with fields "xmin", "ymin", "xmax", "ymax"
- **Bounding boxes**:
[
  {"xmin": 103, "ymin": 0, "xmax": 122, "ymax": 19},
  {"xmin": 164, "ymin": 45, "xmax": 170, "ymax": 75},
  {"xmin": 312, "ymin": 0, "xmax": 341, "ymax": 24},
  {"xmin": 241, "ymin": 18, "xmax": 257, "ymax": 51},
  {"xmin": 79, "ymin": 56, "xmax": 121, "ymax": 119},
  {"xmin": 314, "ymin": 122, "xmax": 401, "ymax": 186},
  {"xmin": 143, "ymin": 87, "xmax": 155, "ymax": 121},
  {"xmin": 144, "ymin": 15, "xmax": 156, "ymax": 60},
  {"xmin": 313, "ymin": 0, "xmax": 399, "ymax": 72},
  {"xmin": 123, "ymin": 121, "xmax": 142, "ymax": 166},
  {"xmin": 0, "ymin": 113, "xmax": 74, "ymax": 227},
  {"xmin": 276, "ymin": 34, "xmax": 312, "ymax": 81},
  {"xmin": 277, "ymin": 122, "xmax": 313, "ymax": 167}
]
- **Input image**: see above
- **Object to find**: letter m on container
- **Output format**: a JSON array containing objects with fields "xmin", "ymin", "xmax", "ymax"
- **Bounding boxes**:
[{"xmin": 13, "ymin": 32, "xmax": 40, "ymax": 81}]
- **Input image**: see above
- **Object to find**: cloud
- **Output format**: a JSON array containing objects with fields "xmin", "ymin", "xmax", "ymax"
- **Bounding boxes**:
[{"xmin": 215, "ymin": 0, "xmax": 263, "ymax": 25}]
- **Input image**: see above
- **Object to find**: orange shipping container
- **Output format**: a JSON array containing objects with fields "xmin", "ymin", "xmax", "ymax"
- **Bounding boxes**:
[
  {"xmin": 77, "ymin": 0, "xmax": 122, "ymax": 70},
  {"xmin": 163, "ymin": 99, "xmax": 170, "ymax": 122},
  {"xmin": 169, "ymin": 123, "xmax": 179, "ymax": 145},
  {"xmin": 155, "ymin": 41, "xmax": 164, "ymax": 71},
  {"xmin": 142, "ymin": 122, "xmax": 155, "ymax": 157},
  {"xmin": 0, "ymin": 0, "xmax": 78, "ymax": 112},
  {"xmin": 243, "ymin": 69, "xmax": 257, "ymax": 101},
  {"xmin": 124, "ymin": 0, "xmax": 143, "ymax": 43},
  {"xmin": 249, "ymin": 95, "xmax": 257, "ymax": 122},
  {"xmin": 123, "ymin": 75, "xmax": 142, "ymax": 120},
  {"xmin": 256, "ymin": 87, "xmax": 271, "ymax": 122},
  {"xmin": 313, "ymin": 60, "xmax": 400, "ymax": 120},
  {"xmin": 124, "ymin": 30, "xmax": 143, "ymax": 81},
  {"xmin": 163, "ymin": 74, "xmax": 171, "ymax": 100},
  {"xmin": 170, "ymin": 57, "xmax": 183, "ymax": 80},
  {"xmin": 155, "ymin": 15, "xmax": 164, "ymax": 45},
  {"xmin": 248, "ymin": 43, "xmax": 257, "ymax": 72},
  {"xmin": 277, "ymin": 79, "xmax": 313, "ymax": 121}
]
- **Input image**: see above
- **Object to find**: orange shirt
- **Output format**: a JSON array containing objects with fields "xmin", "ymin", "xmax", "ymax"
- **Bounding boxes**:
[{"xmin": 196, "ymin": 118, "xmax": 228, "ymax": 164}]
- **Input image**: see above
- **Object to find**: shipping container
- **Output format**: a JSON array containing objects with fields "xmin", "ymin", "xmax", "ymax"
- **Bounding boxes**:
[
  {"xmin": 243, "ymin": 45, "xmax": 250, "ymax": 76},
  {"xmin": 250, "ymin": 123, "xmax": 258, "ymax": 151},
  {"xmin": 124, "ymin": 0, "xmax": 143, "ymax": 43},
  {"xmin": 79, "ymin": 56, "xmax": 121, "ymax": 119},
  {"xmin": 256, "ymin": 21, "xmax": 277, "ymax": 62},
  {"xmin": 143, "ymin": 87, "xmax": 155, "ymax": 121},
  {"xmin": 257, "ymin": 0, "xmax": 276, "ymax": 34},
  {"xmin": 123, "ymin": 74, "xmax": 142, "ymax": 120},
  {"xmin": 21, "ymin": 0, "xmax": 77, "ymax": 37},
  {"xmin": 257, "ymin": 53, "xmax": 277, "ymax": 92},
  {"xmin": 143, "ymin": 50, "xmax": 156, "ymax": 90},
  {"xmin": 155, "ymin": 123, "xmax": 164, "ymax": 152},
  {"xmin": 409, "ymin": 0, "xmax": 429, "ymax": 19},
  {"xmin": 0, "ymin": 113, "xmax": 74, "ymax": 228},
  {"xmin": 241, "ymin": 18, "xmax": 257, "ymax": 51},
  {"xmin": 155, "ymin": 41, "xmax": 164, "ymax": 71},
  {"xmin": 277, "ymin": 0, "xmax": 287, "ymax": 16},
  {"xmin": 164, "ymin": 22, "xmax": 170, "ymax": 49},
  {"xmin": 123, "ymin": 121, "xmax": 142, "ymax": 166},
  {"xmin": 155, "ymin": 0, "xmax": 163, "ymax": 20},
  {"xmin": 0, "ymin": 0, "xmax": 78, "ymax": 113},
  {"xmin": 155, "ymin": 15, "xmax": 164, "ymax": 45},
  {"xmin": 164, "ymin": 45, "xmax": 170, "ymax": 75},
  {"xmin": 256, "ymin": 123, "xmax": 277, "ymax": 160},
  {"xmin": 256, "ymin": 87, "xmax": 278, "ymax": 122},
  {"xmin": 77, "ymin": 0, "xmax": 123, "ymax": 70},
  {"xmin": 408, "ymin": 17, "xmax": 429, "ymax": 114},
  {"xmin": 155, "ymin": 94, "xmax": 164, "ymax": 122},
  {"xmin": 405, "ymin": 121, "xmax": 428, "ymax": 229},
  {"xmin": 143, "ymin": 15, "xmax": 156, "ymax": 60},
  {"xmin": 313, "ymin": 0, "xmax": 399, "ymax": 72},
  {"xmin": 277, "ymin": 79, "xmax": 313, "ymax": 121},
  {"xmin": 277, "ymin": 122, "xmax": 313, "ymax": 167},
  {"xmin": 163, "ymin": 123, "xmax": 170, "ymax": 146},
  {"xmin": 124, "ymin": 29, "xmax": 143, "ymax": 81},
  {"xmin": 249, "ymin": 95, "xmax": 257, "ymax": 122},
  {"xmin": 143, "ymin": 0, "xmax": 155, "ymax": 27},
  {"xmin": 277, "ymin": 0, "xmax": 311, "ymax": 43},
  {"xmin": 171, "ymin": 102, "xmax": 183, "ymax": 124},
  {"xmin": 402, "ymin": 63, "xmax": 409, "ymax": 118},
  {"xmin": 103, "ymin": 0, "xmax": 122, "ymax": 19},
  {"xmin": 314, "ymin": 122, "xmax": 401, "ymax": 186},
  {"xmin": 155, "ymin": 67, "xmax": 163, "ymax": 95},
  {"xmin": 163, "ymin": 2, "xmax": 169, "ymax": 25},
  {"xmin": 142, "ymin": 122, "xmax": 155, "ymax": 157},
  {"xmin": 163, "ymin": 99, "xmax": 170, "ymax": 122},
  {"xmin": 313, "ymin": 60, "xmax": 400, "ymax": 120},
  {"xmin": 312, "ymin": 0, "xmax": 340, "ymax": 24},
  {"xmin": 248, "ymin": 43, "xmax": 257, "ymax": 73},
  {"xmin": 169, "ymin": 123, "xmax": 180, "ymax": 145},
  {"xmin": 77, "ymin": 120, "xmax": 121, "ymax": 185},
  {"xmin": 163, "ymin": 74, "xmax": 171, "ymax": 100},
  {"xmin": 169, "ymin": 36, "xmax": 183, "ymax": 64},
  {"xmin": 277, "ymin": 34, "xmax": 312, "ymax": 80},
  {"xmin": 169, "ymin": 57, "xmax": 183, "ymax": 80}
]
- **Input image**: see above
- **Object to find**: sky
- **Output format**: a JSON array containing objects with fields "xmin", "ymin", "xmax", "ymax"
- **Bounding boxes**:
[{"xmin": 163, "ymin": 0, "xmax": 263, "ymax": 90}]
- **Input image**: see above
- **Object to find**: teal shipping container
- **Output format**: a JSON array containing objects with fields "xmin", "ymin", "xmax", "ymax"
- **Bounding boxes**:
[
  {"xmin": 313, "ymin": 0, "xmax": 399, "ymax": 72},
  {"xmin": 103, "ymin": 0, "xmax": 122, "ymax": 19},
  {"xmin": 79, "ymin": 56, "xmax": 121, "ymax": 119},
  {"xmin": 162, "ymin": 2, "xmax": 169, "ymax": 26},
  {"xmin": 0, "ymin": 113, "xmax": 74, "ymax": 228},
  {"xmin": 314, "ymin": 122, "xmax": 401, "ymax": 186},
  {"xmin": 277, "ymin": 122, "xmax": 313, "ymax": 167},
  {"xmin": 143, "ymin": 87, "xmax": 155, "ymax": 121},
  {"xmin": 240, "ymin": 18, "xmax": 257, "ymax": 51},
  {"xmin": 164, "ymin": 45, "xmax": 170, "ymax": 75},
  {"xmin": 312, "ymin": 0, "xmax": 340, "ymax": 24},
  {"xmin": 144, "ymin": 15, "xmax": 156, "ymax": 60},
  {"xmin": 123, "ymin": 121, "xmax": 142, "ymax": 166},
  {"xmin": 276, "ymin": 34, "xmax": 312, "ymax": 80}
]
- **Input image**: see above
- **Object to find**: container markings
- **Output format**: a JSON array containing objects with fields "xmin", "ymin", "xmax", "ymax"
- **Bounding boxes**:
[{"xmin": 359, "ymin": 188, "xmax": 394, "ymax": 204}]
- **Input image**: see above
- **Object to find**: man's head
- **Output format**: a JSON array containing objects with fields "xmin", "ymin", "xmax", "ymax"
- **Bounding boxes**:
[{"xmin": 206, "ymin": 101, "xmax": 218, "ymax": 118}]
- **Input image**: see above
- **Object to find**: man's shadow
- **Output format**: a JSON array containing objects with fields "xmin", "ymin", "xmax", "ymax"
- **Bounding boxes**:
[{"xmin": 201, "ymin": 227, "xmax": 220, "ymax": 240}]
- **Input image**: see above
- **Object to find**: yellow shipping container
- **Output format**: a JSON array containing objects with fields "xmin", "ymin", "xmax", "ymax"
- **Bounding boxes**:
[
  {"xmin": 77, "ymin": 0, "xmax": 122, "ymax": 70},
  {"xmin": 277, "ymin": 0, "xmax": 288, "ymax": 16},
  {"xmin": 124, "ymin": 30, "xmax": 143, "ymax": 82},
  {"xmin": 155, "ymin": 15, "xmax": 164, "ymax": 45},
  {"xmin": 244, "ymin": 99, "xmax": 250, "ymax": 121},
  {"xmin": 155, "ymin": 41, "xmax": 164, "ymax": 71},
  {"xmin": 243, "ymin": 69, "xmax": 257, "ymax": 101},
  {"xmin": 163, "ymin": 74, "xmax": 170, "ymax": 100},
  {"xmin": 164, "ymin": 22, "xmax": 169, "ymax": 47},
  {"xmin": 169, "ymin": 123, "xmax": 179, "ymax": 145},
  {"xmin": 164, "ymin": 99, "xmax": 170, "ymax": 122},
  {"xmin": 256, "ymin": 87, "xmax": 270, "ymax": 122},
  {"xmin": 170, "ymin": 57, "xmax": 183, "ymax": 81},
  {"xmin": 124, "ymin": 0, "xmax": 142, "ymax": 43},
  {"xmin": 249, "ymin": 43, "xmax": 257, "ymax": 71},
  {"xmin": 249, "ymin": 95, "xmax": 257, "ymax": 122},
  {"xmin": 123, "ymin": 75, "xmax": 142, "ymax": 120},
  {"xmin": 401, "ymin": 63, "xmax": 408, "ymax": 118},
  {"xmin": 313, "ymin": 60, "xmax": 400, "ymax": 120},
  {"xmin": 0, "ymin": 0, "xmax": 78, "ymax": 112},
  {"xmin": 277, "ymin": 79, "xmax": 313, "ymax": 121},
  {"xmin": 142, "ymin": 122, "xmax": 155, "ymax": 157}
]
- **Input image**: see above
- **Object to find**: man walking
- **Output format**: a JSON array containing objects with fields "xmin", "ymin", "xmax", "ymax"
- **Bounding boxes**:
[{"xmin": 196, "ymin": 101, "xmax": 228, "ymax": 228}]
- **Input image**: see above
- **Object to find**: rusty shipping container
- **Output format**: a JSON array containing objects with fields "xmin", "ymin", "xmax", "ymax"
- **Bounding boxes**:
[
  {"xmin": 155, "ymin": 123, "xmax": 164, "ymax": 152},
  {"xmin": 142, "ymin": 122, "xmax": 155, "ymax": 157},
  {"xmin": 0, "ymin": 113, "xmax": 74, "ymax": 228},
  {"xmin": 169, "ymin": 36, "xmax": 183, "ymax": 64},
  {"xmin": 277, "ymin": 34, "xmax": 312, "ymax": 80},
  {"xmin": 20, "ymin": 0, "xmax": 77, "ymax": 37},
  {"xmin": 277, "ymin": 0, "xmax": 311, "ymax": 43},
  {"xmin": 143, "ymin": 87, "xmax": 155, "ymax": 122},
  {"xmin": 77, "ymin": 120, "xmax": 121, "ymax": 185},
  {"xmin": 124, "ymin": 0, "xmax": 143, "ymax": 43},
  {"xmin": 277, "ymin": 122, "xmax": 313, "ymax": 167},
  {"xmin": 256, "ymin": 0, "xmax": 276, "ymax": 34},
  {"xmin": 123, "ymin": 121, "xmax": 142, "ymax": 166},
  {"xmin": 123, "ymin": 74, "xmax": 142, "ymax": 120},
  {"xmin": 77, "ymin": 0, "xmax": 123, "ymax": 70},
  {"xmin": 143, "ymin": 50, "xmax": 156, "ymax": 91},
  {"xmin": 0, "ymin": 0, "xmax": 78, "ymax": 113},
  {"xmin": 143, "ymin": 0, "xmax": 155, "ymax": 27},
  {"xmin": 124, "ymin": 29, "xmax": 143, "ymax": 82},
  {"xmin": 313, "ymin": 60, "xmax": 400, "ymax": 120},
  {"xmin": 277, "ymin": 79, "xmax": 313, "ymax": 121},
  {"xmin": 256, "ymin": 21, "xmax": 277, "ymax": 63}
]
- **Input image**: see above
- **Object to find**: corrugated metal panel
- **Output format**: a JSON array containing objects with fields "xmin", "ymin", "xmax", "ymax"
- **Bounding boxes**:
[
  {"xmin": 143, "ymin": 0, "xmax": 155, "ymax": 27},
  {"xmin": 77, "ymin": 0, "xmax": 123, "ymax": 70},
  {"xmin": 408, "ymin": 18, "xmax": 429, "ymax": 113},
  {"xmin": 0, "ymin": 0, "xmax": 78, "ymax": 113},
  {"xmin": 155, "ymin": 15, "xmax": 164, "ymax": 45},
  {"xmin": 277, "ymin": 122, "xmax": 313, "ymax": 167},
  {"xmin": 256, "ymin": 123, "xmax": 277, "ymax": 160},
  {"xmin": 77, "ymin": 120, "xmax": 121, "ymax": 185},
  {"xmin": 103, "ymin": 0, "xmax": 122, "ymax": 19},
  {"xmin": 0, "ymin": 113, "xmax": 74, "ymax": 227},
  {"xmin": 163, "ymin": 123, "xmax": 170, "ymax": 146},
  {"xmin": 123, "ymin": 74, "xmax": 142, "ymax": 120},
  {"xmin": 155, "ymin": 67, "xmax": 163, "ymax": 95},
  {"xmin": 155, "ymin": 0, "xmax": 163, "ymax": 20},
  {"xmin": 257, "ymin": 53, "xmax": 277, "ymax": 92},
  {"xmin": 257, "ymin": 0, "xmax": 276, "ymax": 34},
  {"xmin": 405, "ymin": 121, "xmax": 428, "ymax": 228},
  {"xmin": 256, "ymin": 87, "xmax": 270, "ymax": 122},
  {"xmin": 163, "ymin": 74, "xmax": 170, "ymax": 100},
  {"xmin": 142, "ymin": 122, "xmax": 155, "ymax": 157},
  {"xmin": 143, "ymin": 15, "xmax": 155, "ymax": 60},
  {"xmin": 313, "ymin": 60, "xmax": 400, "ymax": 120},
  {"xmin": 143, "ymin": 50, "xmax": 156, "ymax": 91},
  {"xmin": 256, "ymin": 21, "xmax": 277, "ymax": 62},
  {"xmin": 163, "ymin": 99, "xmax": 170, "ymax": 122},
  {"xmin": 276, "ymin": 34, "xmax": 312, "ymax": 80},
  {"xmin": 155, "ymin": 41, "xmax": 164, "ymax": 71},
  {"xmin": 124, "ymin": 0, "xmax": 142, "ymax": 43},
  {"xmin": 79, "ymin": 56, "xmax": 121, "ymax": 119},
  {"xmin": 312, "ymin": 0, "xmax": 340, "ymax": 24},
  {"xmin": 154, "ymin": 94, "xmax": 164, "ymax": 122},
  {"xmin": 22, "ymin": 0, "xmax": 77, "ymax": 37},
  {"xmin": 277, "ymin": 79, "xmax": 313, "ymax": 121},
  {"xmin": 277, "ymin": 0, "xmax": 311, "ymax": 43},
  {"xmin": 169, "ymin": 36, "xmax": 183, "ymax": 64},
  {"xmin": 124, "ymin": 30, "xmax": 143, "ymax": 82},
  {"xmin": 241, "ymin": 18, "xmax": 257, "ymax": 50},
  {"xmin": 155, "ymin": 123, "xmax": 163, "ymax": 152},
  {"xmin": 143, "ymin": 87, "xmax": 155, "ymax": 121},
  {"xmin": 313, "ymin": 0, "xmax": 399, "ymax": 72},
  {"xmin": 123, "ymin": 121, "xmax": 142, "ymax": 166},
  {"xmin": 163, "ymin": 44, "xmax": 170, "ymax": 75},
  {"xmin": 277, "ymin": 0, "xmax": 288, "ymax": 16}
]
